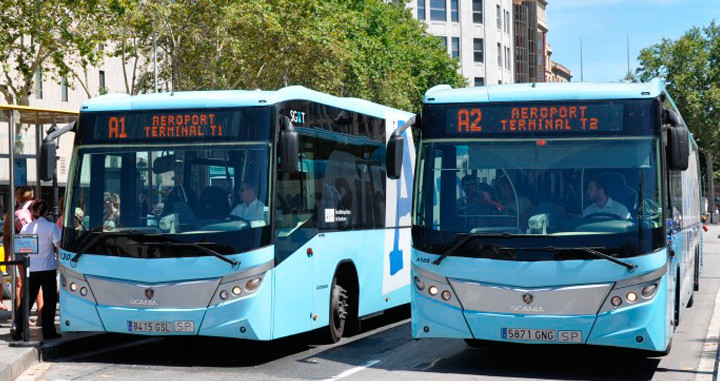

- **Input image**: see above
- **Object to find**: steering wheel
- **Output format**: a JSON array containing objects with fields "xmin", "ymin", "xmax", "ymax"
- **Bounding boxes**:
[{"xmin": 583, "ymin": 212, "xmax": 625, "ymax": 220}]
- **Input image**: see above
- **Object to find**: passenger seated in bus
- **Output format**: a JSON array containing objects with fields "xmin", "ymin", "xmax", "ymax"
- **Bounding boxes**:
[
  {"xmin": 103, "ymin": 192, "xmax": 120, "ymax": 230},
  {"xmin": 583, "ymin": 177, "xmax": 631, "ymax": 219},
  {"xmin": 231, "ymin": 182, "xmax": 266, "ymax": 221},
  {"xmin": 496, "ymin": 176, "xmax": 534, "ymax": 229},
  {"xmin": 458, "ymin": 175, "xmax": 504, "ymax": 215}
]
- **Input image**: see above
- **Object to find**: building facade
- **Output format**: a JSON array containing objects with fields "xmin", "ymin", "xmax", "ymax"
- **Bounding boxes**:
[{"xmin": 411, "ymin": 0, "xmax": 515, "ymax": 86}]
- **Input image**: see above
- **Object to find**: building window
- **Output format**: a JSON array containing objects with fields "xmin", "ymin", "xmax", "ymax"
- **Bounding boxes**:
[
  {"xmin": 451, "ymin": 0, "xmax": 459, "ymax": 22},
  {"xmin": 430, "ymin": 0, "xmax": 446, "ymax": 21},
  {"xmin": 417, "ymin": 0, "xmax": 426, "ymax": 20},
  {"xmin": 497, "ymin": 43, "xmax": 502, "ymax": 66},
  {"xmin": 504, "ymin": 10, "xmax": 510, "ymax": 34},
  {"xmin": 506, "ymin": 46, "xmax": 511, "ymax": 69},
  {"xmin": 496, "ymin": 5, "xmax": 501, "ymax": 30},
  {"xmin": 440, "ymin": 36, "xmax": 448, "ymax": 49},
  {"xmin": 451, "ymin": 37, "xmax": 460, "ymax": 59},
  {"xmin": 34, "ymin": 69, "xmax": 43, "ymax": 99},
  {"xmin": 99, "ymin": 70, "xmax": 106, "ymax": 94},
  {"xmin": 474, "ymin": 38, "xmax": 484, "ymax": 62},
  {"xmin": 473, "ymin": 0, "xmax": 483, "ymax": 24},
  {"xmin": 474, "ymin": 77, "xmax": 485, "ymax": 87},
  {"xmin": 61, "ymin": 77, "xmax": 68, "ymax": 102}
]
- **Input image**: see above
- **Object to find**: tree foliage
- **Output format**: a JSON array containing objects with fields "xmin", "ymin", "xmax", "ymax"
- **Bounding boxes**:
[
  {"xmin": 634, "ymin": 20, "xmax": 720, "ymax": 194},
  {"xmin": 115, "ymin": 0, "xmax": 466, "ymax": 112},
  {"xmin": 0, "ymin": 0, "xmax": 111, "ymax": 104}
]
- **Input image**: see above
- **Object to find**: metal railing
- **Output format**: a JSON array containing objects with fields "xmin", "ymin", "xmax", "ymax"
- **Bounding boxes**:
[{"xmin": 0, "ymin": 255, "xmax": 30, "ymax": 343}]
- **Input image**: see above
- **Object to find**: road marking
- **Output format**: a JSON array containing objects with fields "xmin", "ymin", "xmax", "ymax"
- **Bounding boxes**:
[
  {"xmin": 696, "ymin": 282, "xmax": 720, "ymax": 381},
  {"xmin": 321, "ymin": 359, "xmax": 381, "ymax": 381}
]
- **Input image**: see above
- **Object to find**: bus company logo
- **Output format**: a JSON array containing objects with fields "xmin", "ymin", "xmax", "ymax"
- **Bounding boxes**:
[
  {"xmin": 510, "ymin": 294, "xmax": 544, "ymax": 312},
  {"xmin": 522, "ymin": 293, "xmax": 534, "ymax": 305},
  {"xmin": 129, "ymin": 288, "xmax": 158, "ymax": 306}
]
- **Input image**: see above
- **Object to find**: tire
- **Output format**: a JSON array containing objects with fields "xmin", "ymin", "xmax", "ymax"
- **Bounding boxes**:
[
  {"xmin": 324, "ymin": 278, "xmax": 349, "ymax": 344},
  {"xmin": 464, "ymin": 339, "xmax": 484, "ymax": 348}
]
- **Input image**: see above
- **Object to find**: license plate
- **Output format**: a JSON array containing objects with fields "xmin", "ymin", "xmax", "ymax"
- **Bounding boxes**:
[
  {"xmin": 501, "ymin": 328, "xmax": 582, "ymax": 343},
  {"xmin": 127, "ymin": 320, "xmax": 173, "ymax": 333}
]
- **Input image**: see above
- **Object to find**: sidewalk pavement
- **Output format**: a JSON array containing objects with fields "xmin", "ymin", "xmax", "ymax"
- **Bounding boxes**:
[{"xmin": 0, "ymin": 299, "xmax": 97, "ymax": 381}]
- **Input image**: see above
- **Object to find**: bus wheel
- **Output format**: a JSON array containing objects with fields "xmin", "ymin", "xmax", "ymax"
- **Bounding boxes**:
[{"xmin": 327, "ymin": 278, "xmax": 349, "ymax": 343}]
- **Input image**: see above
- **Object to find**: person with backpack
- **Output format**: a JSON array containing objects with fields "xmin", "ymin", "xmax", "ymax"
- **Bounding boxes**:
[
  {"xmin": 10, "ymin": 199, "xmax": 61, "ymax": 341},
  {"xmin": 3, "ymin": 186, "xmax": 43, "ymax": 321}
]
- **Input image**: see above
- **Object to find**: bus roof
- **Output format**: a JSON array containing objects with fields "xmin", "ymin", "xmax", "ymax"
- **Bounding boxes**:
[
  {"xmin": 81, "ymin": 86, "xmax": 414, "ymax": 120},
  {"xmin": 424, "ymin": 78, "xmax": 666, "ymax": 104}
]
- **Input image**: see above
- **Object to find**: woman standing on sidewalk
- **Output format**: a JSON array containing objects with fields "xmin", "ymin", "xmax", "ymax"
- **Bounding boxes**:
[{"xmin": 10, "ymin": 199, "xmax": 61, "ymax": 341}]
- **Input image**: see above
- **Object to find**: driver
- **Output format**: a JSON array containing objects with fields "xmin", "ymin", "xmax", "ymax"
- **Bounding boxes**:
[
  {"xmin": 583, "ymin": 177, "xmax": 630, "ymax": 219},
  {"xmin": 231, "ymin": 182, "xmax": 266, "ymax": 221}
]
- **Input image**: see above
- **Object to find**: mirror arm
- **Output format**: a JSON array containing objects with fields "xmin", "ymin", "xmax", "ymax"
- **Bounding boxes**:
[
  {"xmin": 390, "ymin": 114, "xmax": 416, "ymax": 138},
  {"xmin": 45, "ymin": 120, "xmax": 76, "ymax": 142}
]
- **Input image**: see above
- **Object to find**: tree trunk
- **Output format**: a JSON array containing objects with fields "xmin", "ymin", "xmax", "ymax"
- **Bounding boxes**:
[{"xmin": 705, "ymin": 150, "xmax": 715, "ymax": 214}]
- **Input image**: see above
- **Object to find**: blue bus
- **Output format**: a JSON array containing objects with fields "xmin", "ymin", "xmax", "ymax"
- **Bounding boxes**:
[
  {"xmin": 42, "ymin": 87, "xmax": 415, "ymax": 342},
  {"xmin": 387, "ymin": 79, "xmax": 702, "ymax": 354}
]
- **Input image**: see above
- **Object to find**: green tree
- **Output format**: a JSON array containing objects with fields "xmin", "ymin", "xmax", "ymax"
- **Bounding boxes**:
[
  {"xmin": 120, "ymin": 0, "xmax": 465, "ymax": 112},
  {"xmin": 0, "ymin": 0, "xmax": 112, "ymax": 105},
  {"xmin": 635, "ymin": 20, "xmax": 720, "ymax": 209}
]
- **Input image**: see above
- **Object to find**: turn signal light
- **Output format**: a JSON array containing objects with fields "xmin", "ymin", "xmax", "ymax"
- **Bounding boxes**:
[
  {"xmin": 413, "ymin": 276, "xmax": 425, "ymax": 291},
  {"xmin": 642, "ymin": 284, "xmax": 658, "ymax": 298},
  {"xmin": 245, "ymin": 278, "xmax": 262, "ymax": 292}
]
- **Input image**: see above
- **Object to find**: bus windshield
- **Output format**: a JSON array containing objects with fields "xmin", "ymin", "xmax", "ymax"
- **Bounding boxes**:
[
  {"xmin": 414, "ymin": 137, "xmax": 664, "ymax": 258},
  {"xmin": 63, "ymin": 143, "xmax": 272, "ymax": 257}
]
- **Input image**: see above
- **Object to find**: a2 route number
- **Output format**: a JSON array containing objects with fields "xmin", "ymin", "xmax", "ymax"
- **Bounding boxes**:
[{"xmin": 458, "ymin": 108, "xmax": 482, "ymax": 132}]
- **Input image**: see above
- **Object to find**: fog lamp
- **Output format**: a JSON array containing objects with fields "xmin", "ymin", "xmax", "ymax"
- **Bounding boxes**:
[
  {"xmin": 413, "ymin": 276, "xmax": 425, "ymax": 291},
  {"xmin": 428, "ymin": 286, "xmax": 439, "ymax": 296}
]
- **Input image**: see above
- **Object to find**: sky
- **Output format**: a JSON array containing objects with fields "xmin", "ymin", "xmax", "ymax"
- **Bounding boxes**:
[{"xmin": 546, "ymin": 0, "xmax": 720, "ymax": 82}]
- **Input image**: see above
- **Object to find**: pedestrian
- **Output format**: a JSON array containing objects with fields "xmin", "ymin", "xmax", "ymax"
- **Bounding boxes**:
[
  {"xmin": 10, "ymin": 199, "xmax": 61, "ymax": 341},
  {"xmin": 3, "ymin": 186, "xmax": 42, "ymax": 315}
]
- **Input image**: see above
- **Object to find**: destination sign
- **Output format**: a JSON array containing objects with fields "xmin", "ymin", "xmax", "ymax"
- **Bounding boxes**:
[
  {"xmin": 80, "ymin": 107, "xmax": 272, "ymax": 144},
  {"xmin": 446, "ymin": 104, "xmax": 624, "ymax": 135}
]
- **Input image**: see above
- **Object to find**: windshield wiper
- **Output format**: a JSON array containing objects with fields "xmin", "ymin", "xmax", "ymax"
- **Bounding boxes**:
[
  {"xmin": 140, "ymin": 241, "xmax": 239, "ymax": 266},
  {"xmin": 433, "ymin": 232, "xmax": 515, "ymax": 265},
  {"xmin": 506, "ymin": 246, "xmax": 637, "ymax": 271}
]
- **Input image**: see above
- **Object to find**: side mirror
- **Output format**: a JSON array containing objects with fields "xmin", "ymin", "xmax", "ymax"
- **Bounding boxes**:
[
  {"xmin": 40, "ymin": 140, "xmax": 56, "ymax": 181},
  {"xmin": 152, "ymin": 154, "xmax": 177, "ymax": 174},
  {"xmin": 667, "ymin": 126, "xmax": 689, "ymax": 171},
  {"xmin": 279, "ymin": 116, "xmax": 299, "ymax": 173},
  {"xmin": 386, "ymin": 134, "xmax": 404, "ymax": 180}
]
